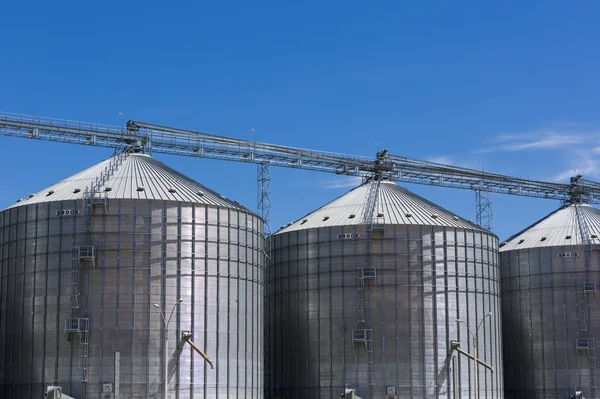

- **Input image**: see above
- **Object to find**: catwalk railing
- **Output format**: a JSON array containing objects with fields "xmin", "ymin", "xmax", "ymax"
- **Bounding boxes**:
[{"xmin": 2, "ymin": 112, "xmax": 600, "ymax": 204}]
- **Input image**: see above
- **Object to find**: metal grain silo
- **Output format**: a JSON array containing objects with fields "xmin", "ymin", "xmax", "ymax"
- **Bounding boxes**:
[
  {"xmin": 0, "ymin": 152, "xmax": 264, "ymax": 399},
  {"xmin": 266, "ymin": 179, "xmax": 503, "ymax": 399},
  {"xmin": 501, "ymin": 203, "xmax": 600, "ymax": 399}
]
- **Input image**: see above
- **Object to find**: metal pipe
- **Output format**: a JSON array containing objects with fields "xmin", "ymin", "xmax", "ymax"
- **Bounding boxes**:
[
  {"xmin": 453, "ymin": 355, "xmax": 458, "ymax": 399},
  {"xmin": 181, "ymin": 332, "xmax": 215, "ymax": 369}
]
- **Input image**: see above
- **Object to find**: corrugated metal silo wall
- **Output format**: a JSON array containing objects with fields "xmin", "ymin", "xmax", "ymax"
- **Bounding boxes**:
[
  {"xmin": 0, "ymin": 199, "xmax": 264, "ymax": 399},
  {"xmin": 501, "ymin": 245, "xmax": 600, "ymax": 399},
  {"xmin": 266, "ymin": 224, "xmax": 503, "ymax": 399}
]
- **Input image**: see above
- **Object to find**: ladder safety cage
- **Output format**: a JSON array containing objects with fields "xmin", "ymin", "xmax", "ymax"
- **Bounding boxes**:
[
  {"xmin": 90, "ymin": 191, "xmax": 108, "ymax": 207},
  {"xmin": 65, "ymin": 316, "xmax": 90, "ymax": 380},
  {"xmin": 577, "ymin": 338, "xmax": 595, "ymax": 351},
  {"xmin": 371, "ymin": 216, "xmax": 386, "ymax": 232},
  {"xmin": 74, "ymin": 245, "xmax": 96, "ymax": 261},
  {"xmin": 581, "ymin": 281, "xmax": 597, "ymax": 294},
  {"xmin": 352, "ymin": 329, "xmax": 373, "ymax": 344},
  {"xmin": 359, "ymin": 267, "xmax": 377, "ymax": 281},
  {"xmin": 65, "ymin": 317, "xmax": 89, "ymax": 334}
]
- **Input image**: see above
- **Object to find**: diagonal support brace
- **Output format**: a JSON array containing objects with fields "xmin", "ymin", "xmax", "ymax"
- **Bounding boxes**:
[
  {"xmin": 181, "ymin": 331, "xmax": 215, "ymax": 369},
  {"xmin": 449, "ymin": 340, "xmax": 494, "ymax": 372}
]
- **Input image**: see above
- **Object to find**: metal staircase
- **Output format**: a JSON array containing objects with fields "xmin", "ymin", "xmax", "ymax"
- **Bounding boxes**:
[
  {"xmin": 352, "ymin": 176, "xmax": 383, "ymax": 387},
  {"xmin": 66, "ymin": 147, "xmax": 132, "ymax": 383}
]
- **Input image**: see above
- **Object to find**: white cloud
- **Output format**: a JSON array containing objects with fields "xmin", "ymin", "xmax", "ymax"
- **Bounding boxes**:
[
  {"xmin": 425, "ymin": 156, "xmax": 455, "ymax": 165},
  {"xmin": 321, "ymin": 176, "xmax": 363, "ymax": 189},
  {"xmin": 477, "ymin": 131, "xmax": 590, "ymax": 153},
  {"xmin": 552, "ymin": 151, "xmax": 600, "ymax": 182}
]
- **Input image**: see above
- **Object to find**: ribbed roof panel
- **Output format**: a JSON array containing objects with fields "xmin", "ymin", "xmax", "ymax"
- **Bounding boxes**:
[
  {"xmin": 5, "ymin": 153, "xmax": 246, "ymax": 210},
  {"xmin": 500, "ymin": 204, "xmax": 600, "ymax": 251},
  {"xmin": 275, "ymin": 180, "xmax": 486, "ymax": 234}
]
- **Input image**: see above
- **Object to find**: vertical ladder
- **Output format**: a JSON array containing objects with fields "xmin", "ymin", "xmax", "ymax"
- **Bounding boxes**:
[
  {"xmin": 353, "ymin": 176, "xmax": 383, "ymax": 387},
  {"xmin": 572, "ymin": 190, "xmax": 597, "ymax": 390},
  {"xmin": 65, "ymin": 318, "xmax": 89, "ymax": 382},
  {"xmin": 578, "ymin": 282, "xmax": 588, "ymax": 332},
  {"xmin": 69, "ymin": 246, "xmax": 94, "ymax": 381},
  {"xmin": 577, "ymin": 338, "xmax": 597, "ymax": 388},
  {"xmin": 591, "ymin": 338, "xmax": 597, "ymax": 389},
  {"xmin": 78, "ymin": 318, "xmax": 89, "ymax": 382},
  {"xmin": 71, "ymin": 247, "xmax": 80, "ymax": 309},
  {"xmin": 67, "ymin": 147, "xmax": 132, "ymax": 383}
]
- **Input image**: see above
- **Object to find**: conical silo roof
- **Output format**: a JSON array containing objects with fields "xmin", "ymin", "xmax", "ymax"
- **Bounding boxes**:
[
  {"xmin": 5, "ymin": 152, "xmax": 246, "ymax": 210},
  {"xmin": 500, "ymin": 204, "xmax": 600, "ymax": 251},
  {"xmin": 275, "ymin": 179, "xmax": 486, "ymax": 234}
]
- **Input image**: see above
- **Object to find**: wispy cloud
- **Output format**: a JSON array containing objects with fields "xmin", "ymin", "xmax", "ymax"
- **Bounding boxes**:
[
  {"xmin": 321, "ymin": 176, "xmax": 362, "ymax": 189},
  {"xmin": 477, "ymin": 131, "xmax": 591, "ymax": 153},
  {"xmin": 553, "ymin": 150, "xmax": 600, "ymax": 182},
  {"xmin": 425, "ymin": 156, "xmax": 455, "ymax": 165},
  {"xmin": 475, "ymin": 124, "xmax": 600, "ymax": 182}
]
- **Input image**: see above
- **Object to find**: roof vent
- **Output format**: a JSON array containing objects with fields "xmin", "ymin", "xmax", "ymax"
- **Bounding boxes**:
[
  {"xmin": 137, "ymin": 187, "xmax": 145, "ymax": 192},
  {"xmin": 28, "ymin": 194, "xmax": 35, "ymax": 199},
  {"xmin": 46, "ymin": 190, "xmax": 54, "ymax": 197},
  {"xmin": 431, "ymin": 213, "xmax": 439, "ymax": 219},
  {"xmin": 453, "ymin": 216, "xmax": 459, "ymax": 221},
  {"xmin": 349, "ymin": 214, "xmax": 356, "ymax": 219},
  {"xmin": 287, "ymin": 222, "xmax": 292, "ymax": 227},
  {"xmin": 541, "ymin": 237, "xmax": 547, "ymax": 241},
  {"xmin": 566, "ymin": 235, "xmax": 572, "ymax": 240},
  {"xmin": 168, "ymin": 188, "xmax": 177, "ymax": 193},
  {"xmin": 518, "ymin": 239, "xmax": 525, "ymax": 244},
  {"xmin": 377, "ymin": 213, "xmax": 384, "ymax": 218},
  {"xmin": 220, "ymin": 194, "xmax": 226, "ymax": 199},
  {"xmin": 105, "ymin": 187, "xmax": 112, "ymax": 192},
  {"xmin": 301, "ymin": 219, "xmax": 308, "ymax": 225},
  {"xmin": 405, "ymin": 213, "xmax": 413, "ymax": 218},
  {"xmin": 73, "ymin": 189, "xmax": 81, "ymax": 194},
  {"xmin": 16, "ymin": 199, "xmax": 22, "ymax": 203},
  {"xmin": 323, "ymin": 216, "xmax": 330, "ymax": 221},
  {"xmin": 592, "ymin": 234, "xmax": 598, "ymax": 239},
  {"xmin": 197, "ymin": 191, "xmax": 204, "ymax": 197},
  {"xmin": 500, "ymin": 242, "xmax": 507, "ymax": 247}
]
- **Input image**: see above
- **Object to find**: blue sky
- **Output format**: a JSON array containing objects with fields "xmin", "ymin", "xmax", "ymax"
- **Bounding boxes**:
[{"xmin": 1, "ymin": 1, "xmax": 599, "ymax": 240}]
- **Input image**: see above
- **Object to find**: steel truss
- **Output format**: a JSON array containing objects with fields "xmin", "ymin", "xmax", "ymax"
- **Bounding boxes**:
[{"xmin": 2, "ymin": 112, "xmax": 600, "ymax": 225}]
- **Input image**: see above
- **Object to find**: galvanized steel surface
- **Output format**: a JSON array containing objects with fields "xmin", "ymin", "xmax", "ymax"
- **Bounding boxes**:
[
  {"xmin": 500, "ymin": 204, "xmax": 600, "ymax": 251},
  {"xmin": 267, "ymin": 183, "xmax": 503, "ymax": 399},
  {"xmin": 0, "ymin": 198, "xmax": 263, "ymax": 397},
  {"xmin": 6, "ymin": 153, "xmax": 245, "ymax": 210},
  {"xmin": 276, "ymin": 181, "xmax": 486, "ymax": 233},
  {"xmin": 501, "ymin": 209, "xmax": 600, "ymax": 398}
]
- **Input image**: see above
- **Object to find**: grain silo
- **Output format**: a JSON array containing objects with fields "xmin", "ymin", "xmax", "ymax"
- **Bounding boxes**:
[
  {"xmin": 501, "ymin": 203, "xmax": 600, "ymax": 399},
  {"xmin": 266, "ymin": 178, "xmax": 503, "ymax": 399},
  {"xmin": 0, "ymin": 151, "xmax": 264, "ymax": 399}
]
